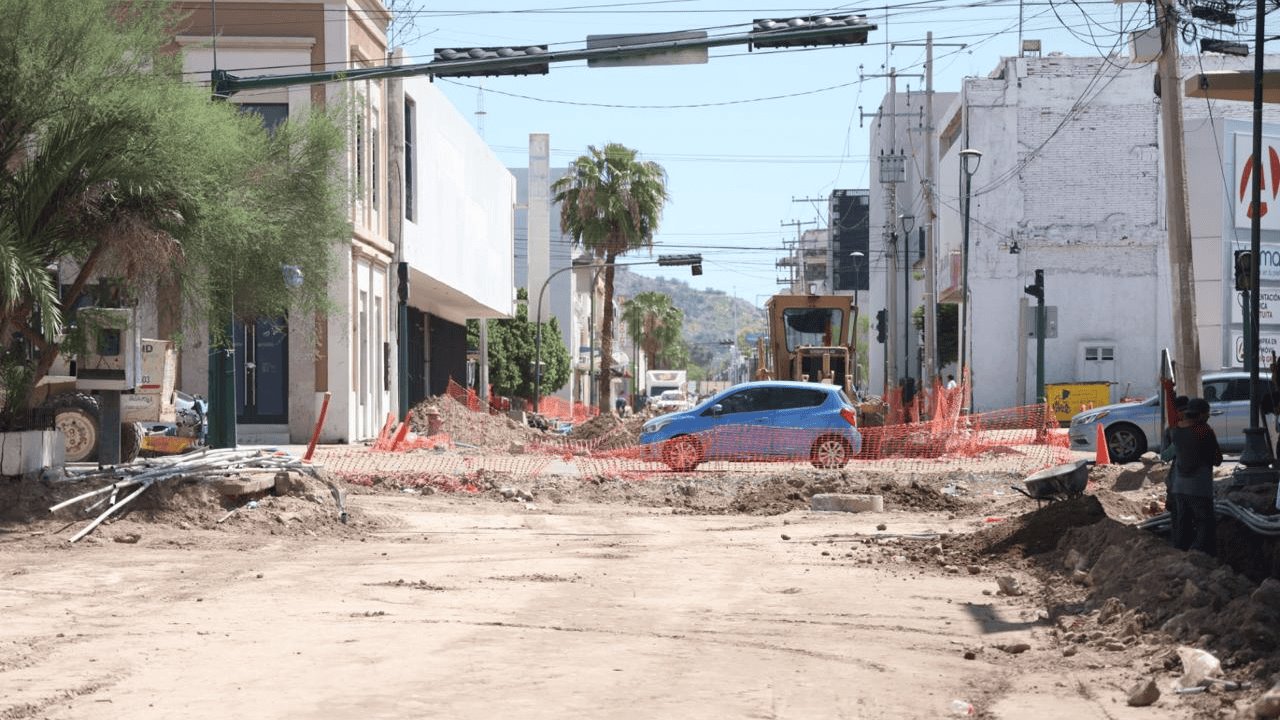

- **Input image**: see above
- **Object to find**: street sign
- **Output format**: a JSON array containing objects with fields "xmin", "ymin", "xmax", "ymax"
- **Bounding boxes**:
[{"xmin": 587, "ymin": 32, "xmax": 708, "ymax": 68}]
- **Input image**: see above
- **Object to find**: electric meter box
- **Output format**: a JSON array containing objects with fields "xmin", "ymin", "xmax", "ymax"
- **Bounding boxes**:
[{"xmin": 74, "ymin": 308, "xmax": 140, "ymax": 391}]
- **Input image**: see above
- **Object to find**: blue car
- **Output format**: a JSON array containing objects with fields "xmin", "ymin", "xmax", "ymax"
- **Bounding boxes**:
[{"xmin": 639, "ymin": 380, "xmax": 862, "ymax": 471}]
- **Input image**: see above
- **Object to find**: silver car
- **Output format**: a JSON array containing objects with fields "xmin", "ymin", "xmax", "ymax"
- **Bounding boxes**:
[{"xmin": 1067, "ymin": 370, "xmax": 1267, "ymax": 463}]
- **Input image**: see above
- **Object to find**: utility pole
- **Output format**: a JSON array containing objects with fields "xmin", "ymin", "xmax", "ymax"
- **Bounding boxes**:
[
  {"xmin": 1156, "ymin": 0, "xmax": 1202, "ymax": 398},
  {"xmin": 780, "ymin": 219, "xmax": 815, "ymax": 292},
  {"xmin": 886, "ymin": 69, "xmax": 899, "ymax": 393}
]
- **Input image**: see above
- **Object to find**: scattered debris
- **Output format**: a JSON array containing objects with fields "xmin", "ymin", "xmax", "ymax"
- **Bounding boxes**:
[{"xmin": 1126, "ymin": 678, "xmax": 1160, "ymax": 707}]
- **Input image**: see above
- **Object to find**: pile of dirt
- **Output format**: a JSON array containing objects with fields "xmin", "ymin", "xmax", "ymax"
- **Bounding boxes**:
[
  {"xmin": 408, "ymin": 395, "xmax": 542, "ymax": 450},
  {"xmin": 566, "ymin": 413, "xmax": 645, "ymax": 450},
  {"xmin": 950, "ymin": 494, "xmax": 1109, "ymax": 558},
  {"xmin": 0, "ymin": 472, "xmax": 366, "ymax": 548}
]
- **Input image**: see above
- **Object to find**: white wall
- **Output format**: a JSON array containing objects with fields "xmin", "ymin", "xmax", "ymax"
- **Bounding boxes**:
[{"xmin": 402, "ymin": 77, "xmax": 515, "ymax": 323}]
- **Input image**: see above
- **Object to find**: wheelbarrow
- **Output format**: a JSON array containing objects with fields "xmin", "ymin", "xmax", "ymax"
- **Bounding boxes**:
[{"xmin": 1011, "ymin": 459, "xmax": 1090, "ymax": 505}]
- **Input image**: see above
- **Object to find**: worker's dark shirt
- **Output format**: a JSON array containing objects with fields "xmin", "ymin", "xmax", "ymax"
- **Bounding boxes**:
[{"xmin": 1169, "ymin": 423, "xmax": 1222, "ymax": 497}]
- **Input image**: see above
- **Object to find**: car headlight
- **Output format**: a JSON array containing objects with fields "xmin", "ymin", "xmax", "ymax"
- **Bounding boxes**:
[
  {"xmin": 1074, "ymin": 410, "xmax": 1110, "ymax": 425},
  {"xmin": 644, "ymin": 418, "xmax": 674, "ymax": 434}
]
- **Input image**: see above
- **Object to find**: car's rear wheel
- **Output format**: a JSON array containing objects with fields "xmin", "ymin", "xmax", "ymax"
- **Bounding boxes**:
[
  {"xmin": 1104, "ymin": 423, "xmax": 1147, "ymax": 464},
  {"xmin": 661, "ymin": 435, "xmax": 702, "ymax": 472},
  {"xmin": 811, "ymin": 434, "xmax": 852, "ymax": 469}
]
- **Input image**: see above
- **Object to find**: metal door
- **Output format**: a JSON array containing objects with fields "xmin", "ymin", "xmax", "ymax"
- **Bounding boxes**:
[{"xmin": 234, "ymin": 316, "xmax": 288, "ymax": 424}]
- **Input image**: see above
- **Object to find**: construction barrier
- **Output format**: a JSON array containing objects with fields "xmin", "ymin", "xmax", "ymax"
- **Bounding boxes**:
[{"xmin": 314, "ymin": 375, "xmax": 1072, "ymax": 489}]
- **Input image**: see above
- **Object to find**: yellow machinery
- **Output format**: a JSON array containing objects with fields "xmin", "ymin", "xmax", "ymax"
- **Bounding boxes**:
[{"xmin": 757, "ymin": 294, "xmax": 856, "ymax": 398}]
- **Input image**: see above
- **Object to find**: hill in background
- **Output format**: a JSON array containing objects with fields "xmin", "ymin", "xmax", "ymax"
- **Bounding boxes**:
[{"xmin": 613, "ymin": 268, "xmax": 766, "ymax": 375}]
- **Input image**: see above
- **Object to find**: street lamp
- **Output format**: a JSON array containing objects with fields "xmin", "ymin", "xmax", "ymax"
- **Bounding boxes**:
[
  {"xmin": 898, "ymin": 214, "xmax": 915, "ymax": 390},
  {"xmin": 850, "ymin": 251, "xmax": 865, "ymax": 390},
  {"xmin": 533, "ymin": 254, "xmax": 702, "ymax": 414},
  {"xmin": 958, "ymin": 148, "xmax": 982, "ymax": 412}
]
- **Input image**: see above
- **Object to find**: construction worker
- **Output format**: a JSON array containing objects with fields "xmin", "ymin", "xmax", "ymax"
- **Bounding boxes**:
[{"xmin": 1166, "ymin": 397, "xmax": 1222, "ymax": 555}]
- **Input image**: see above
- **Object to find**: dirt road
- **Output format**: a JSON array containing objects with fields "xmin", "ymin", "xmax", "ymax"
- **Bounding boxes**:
[{"xmin": 0, "ymin": 485, "xmax": 1233, "ymax": 720}]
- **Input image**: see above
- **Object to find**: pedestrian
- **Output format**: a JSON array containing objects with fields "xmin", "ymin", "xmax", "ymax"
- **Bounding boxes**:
[
  {"xmin": 1166, "ymin": 397, "xmax": 1222, "ymax": 555},
  {"xmin": 944, "ymin": 374, "xmax": 957, "ymax": 390},
  {"xmin": 1159, "ymin": 395, "xmax": 1190, "ymax": 525},
  {"xmin": 615, "ymin": 392, "xmax": 627, "ymax": 416}
]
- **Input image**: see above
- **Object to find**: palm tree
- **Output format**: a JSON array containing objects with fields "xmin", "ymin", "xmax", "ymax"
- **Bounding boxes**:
[
  {"xmin": 553, "ymin": 144, "xmax": 669, "ymax": 412},
  {"xmin": 621, "ymin": 291, "xmax": 683, "ymax": 371}
]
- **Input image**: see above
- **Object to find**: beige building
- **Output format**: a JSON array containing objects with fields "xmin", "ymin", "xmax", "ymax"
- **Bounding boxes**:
[{"xmin": 165, "ymin": 0, "xmax": 394, "ymax": 443}]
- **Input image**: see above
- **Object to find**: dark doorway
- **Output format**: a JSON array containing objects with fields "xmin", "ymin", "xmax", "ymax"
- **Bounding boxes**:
[
  {"xmin": 235, "ymin": 316, "xmax": 289, "ymax": 424},
  {"xmin": 407, "ymin": 307, "xmax": 427, "ymax": 405},
  {"xmin": 428, "ymin": 313, "xmax": 466, "ymax": 396}
]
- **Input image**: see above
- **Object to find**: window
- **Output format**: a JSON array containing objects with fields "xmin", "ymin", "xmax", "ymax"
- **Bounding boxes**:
[
  {"xmin": 371, "ymin": 107, "xmax": 380, "ymax": 211},
  {"xmin": 238, "ymin": 103, "xmax": 289, "ymax": 135},
  {"xmin": 404, "ymin": 99, "xmax": 415, "ymax": 221},
  {"xmin": 782, "ymin": 307, "xmax": 846, "ymax": 353},
  {"xmin": 1084, "ymin": 346, "xmax": 1114, "ymax": 362},
  {"xmin": 770, "ymin": 388, "xmax": 827, "ymax": 410},
  {"xmin": 712, "ymin": 388, "xmax": 771, "ymax": 415}
]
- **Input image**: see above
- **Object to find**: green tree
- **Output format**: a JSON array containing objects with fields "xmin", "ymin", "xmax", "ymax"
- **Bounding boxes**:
[
  {"xmin": 0, "ymin": 0, "xmax": 349, "ymax": 387},
  {"xmin": 467, "ymin": 289, "xmax": 570, "ymax": 401},
  {"xmin": 552, "ymin": 143, "xmax": 669, "ymax": 412},
  {"xmin": 620, "ymin": 291, "xmax": 683, "ymax": 371}
]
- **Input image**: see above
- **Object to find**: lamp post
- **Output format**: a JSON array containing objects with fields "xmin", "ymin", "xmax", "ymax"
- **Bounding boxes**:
[
  {"xmin": 958, "ymin": 148, "xmax": 982, "ymax": 412},
  {"xmin": 850, "ymin": 251, "xmax": 865, "ymax": 390},
  {"xmin": 533, "ymin": 254, "xmax": 702, "ymax": 414},
  {"xmin": 898, "ymin": 213, "xmax": 915, "ymax": 389}
]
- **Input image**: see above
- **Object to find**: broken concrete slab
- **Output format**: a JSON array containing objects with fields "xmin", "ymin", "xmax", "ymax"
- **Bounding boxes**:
[
  {"xmin": 810, "ymin": 493, "xmax": 883, "ymax": 513},
  {"xmin": 212, "ymin": 472, "xmax": 279, "ymax": 496}
]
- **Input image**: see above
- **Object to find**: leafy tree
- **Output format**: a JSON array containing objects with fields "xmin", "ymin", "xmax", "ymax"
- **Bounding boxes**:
[
  {"xmin": 0, "ymin": 0, "xmax": 349, "ymax": 389},
  {"xmin": 467, "ymin": 288, "xmax": 570, "ymax": 400},
  {"xmin": 552, "ymin": 143, "xmax": 669, "ymax": 412},
  {"xmin": 620, "ymin": 291, "xmax": 683, "ymax": 370}
]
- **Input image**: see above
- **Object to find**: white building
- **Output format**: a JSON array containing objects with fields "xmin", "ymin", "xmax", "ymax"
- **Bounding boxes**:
[{"xmin": 870, "ymin": 48, "xmax": 1279, "ymax": 411}]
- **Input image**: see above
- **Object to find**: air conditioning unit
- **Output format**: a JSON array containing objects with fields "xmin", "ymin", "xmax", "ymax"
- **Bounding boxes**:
[{"xmin": 74, "ymin": 308, "xmax": 139, "ymax": 391}]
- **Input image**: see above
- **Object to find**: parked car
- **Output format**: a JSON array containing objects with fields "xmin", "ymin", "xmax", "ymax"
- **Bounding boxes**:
[
  {"xmin": 1067, "ymin": 370, "xmax": 1266, "ymax": 463},
  {"xmin": 654, "ymin": 389, "xmax": 691, "ymax": 413},
  {"xmin": 639, "ymin": 380, "xmax": 862, "ymax": 471}
]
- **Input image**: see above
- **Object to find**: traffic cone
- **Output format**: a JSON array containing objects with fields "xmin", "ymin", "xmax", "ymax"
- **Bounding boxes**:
[{"xmin": 1094, "ymin": 423, "xmax": 1111, "ymax": 465}]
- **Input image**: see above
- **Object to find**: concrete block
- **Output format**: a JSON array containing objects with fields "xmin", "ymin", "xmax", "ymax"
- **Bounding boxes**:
[
  {"xmin": 213, "ymin": 472, "xmax": 279, "ymax": 496},
  {"xmin": 810, "ymin": 493, "xmax": 884, "ymax": 513}
]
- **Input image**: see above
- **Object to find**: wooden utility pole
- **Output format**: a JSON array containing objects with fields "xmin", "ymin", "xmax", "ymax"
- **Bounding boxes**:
[
  {"xmin": 923, "ymin": 34, "xmax": 938, "ymax": 397},
  {"xmin": 1157, "ymin": 0, "xmax": 1202, "ymax": 396}
]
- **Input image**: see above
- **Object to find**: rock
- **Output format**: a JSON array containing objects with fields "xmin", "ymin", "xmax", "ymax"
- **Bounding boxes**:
[
  {"xmin": 1126, "ymin": 678, "xmax": 1160, "ymax": 707},
  {"xmin": 516, "ymin": 489, "xmax": 535, "ymax": 502},
  {"xmin": 1064, "ymin": 548, "xmax": 1086, "ymax": 572},
  {"xmin": 1103, "ymin": 640, "xmax": 1128, "ymax": 652},
  {"xmin": 499, "ymin": 487, "xmax": 517, "ymax": 499},
  {"xmin": 810, "ymin": 493, "xmax": 884, "ymax": 513},
  {"xmin": 967, "ymin": 565, "xmax": 982, "ymax": 575},
  {"xmin": 1139, "ymin": 451, "xmax": 1160, "ymax": 465},
  {"xmin": 1062, "ymin": 646, "xmax": 1078, "ymax": 657},
  {"xmin": 876, "ymin": 523, "xmax": 887, "ymax": 531},
  {"xmin": 996, "ymin": 576, "xmax": 1024, "ymax": 596},
  {"xmin": 508, "ymin": 442, "xmax": 526, "ymax": 455},
  {"xmin": 113, "ymin": 533, "xmax": 141, "ymax": 544},
  {"xmin": 1251, "ymin": 578, "xmax": 1280, "ymax": 607},
  {"xmin": 1252, "ymin": 683, "xmax": 1280, "ymax": 719},
  {"xmin": 944, "ymin": 565, "xmax": 960, "ymax": 574},
  {"xmin": 274, "ymin": 512, "xmax": 299, "ymax": 524},
  {"xmin": 963, "ymin": 650, "xmax": 977, "ymax": 660},
  {"xmin": 1071, "ymin": 569, "xmax": 1092, "ymax": 586},
  {"xmin": 780, "ymin": 534, "xmax": 791, "ymax": 541},
  {"xmin": 996, "ymin": 642, "xmax": 1031, "ymax": 654},
  {"xmin": 1098, "ymin": 597, "xmax": 1126, "ymax": 625}
]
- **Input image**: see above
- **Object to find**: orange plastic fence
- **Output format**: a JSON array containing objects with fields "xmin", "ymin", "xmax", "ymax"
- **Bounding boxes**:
[{"xmin": 318, "ymin": 377, "xmax": 1071, "ymax": 489}]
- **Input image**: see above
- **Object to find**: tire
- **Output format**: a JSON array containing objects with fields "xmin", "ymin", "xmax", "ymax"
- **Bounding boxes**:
[
  {"xmin": 811, "ymin": 434, "xmax": 853, "ymax": 469},
  {"xmin": 814, "ymin": 435, "xmax": 855, "ymax": 468},
  {"xmin": 661, "ymin": 435, "xmax": 702, "ymax": 472},
  {"xmin": 49, "ymin": 393, "xmax": 100, "ymax": 463},
  {"xmin": 121, "ymin": 421, "xmax": 143, "ymax": 463},
  {"xmin": 1104, "ymin": 423, "xmax": 1147, "ymax": 464}
]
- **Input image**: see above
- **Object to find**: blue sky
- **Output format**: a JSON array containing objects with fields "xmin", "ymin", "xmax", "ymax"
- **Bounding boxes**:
[{"xmin": 396, "ymin": 1, "xmax": 1163, "ymax": 305}]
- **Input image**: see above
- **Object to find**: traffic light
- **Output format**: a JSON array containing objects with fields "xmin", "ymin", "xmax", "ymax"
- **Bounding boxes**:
[
  {"xmin": 875, "ymin": 309, "xmax": 887, "ymax": 344},
  {"xmin": 1235, "ymin": 250, "xmax": 1253, "ymax": 291},
  {"xmin": 1023, "ymin": 269, "xmax": 1044, "ymax": 300}
]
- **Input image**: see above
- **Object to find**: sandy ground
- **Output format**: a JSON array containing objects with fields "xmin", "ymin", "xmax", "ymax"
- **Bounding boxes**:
[{"xmin": 0, "ymin": 452, "xmax": 1276, "ymax": 719}]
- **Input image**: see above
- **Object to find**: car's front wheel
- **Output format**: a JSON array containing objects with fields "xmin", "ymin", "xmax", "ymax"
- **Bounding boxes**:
[
  {"xmin": 1105, "ymin": 423, "xmax": 1147, "ymax": 464},
  {"xmin": 661, "ymin": 435, "xmax": 702, "ymax": 472},
  {"xmin": 811, "ymin": 434, "xmax": 852, "ymax": 469}
]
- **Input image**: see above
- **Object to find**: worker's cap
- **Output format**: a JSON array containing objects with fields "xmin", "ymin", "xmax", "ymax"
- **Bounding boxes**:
[{"xmin": 1185, "ymin": 398, "xmax": 1211, "ymax": 416}]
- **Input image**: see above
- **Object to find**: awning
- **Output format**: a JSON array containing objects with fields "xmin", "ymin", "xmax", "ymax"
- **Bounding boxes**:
[{"xmin": 1184, "ymin": 70, "xmax": 1280, "ymax": 104}]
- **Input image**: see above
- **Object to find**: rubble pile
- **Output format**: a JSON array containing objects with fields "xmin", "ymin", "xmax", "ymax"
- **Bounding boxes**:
[
  {"xmin": 567, "ymin": 413, "xmax": 645, "ymax": 450},
  {"xmin": 47, "ymin": 449, "xmax": 348, "ymax": 542},
  {"xmin": 408, "ymin": 395, "xmax": 541, "ymax": 451}
]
